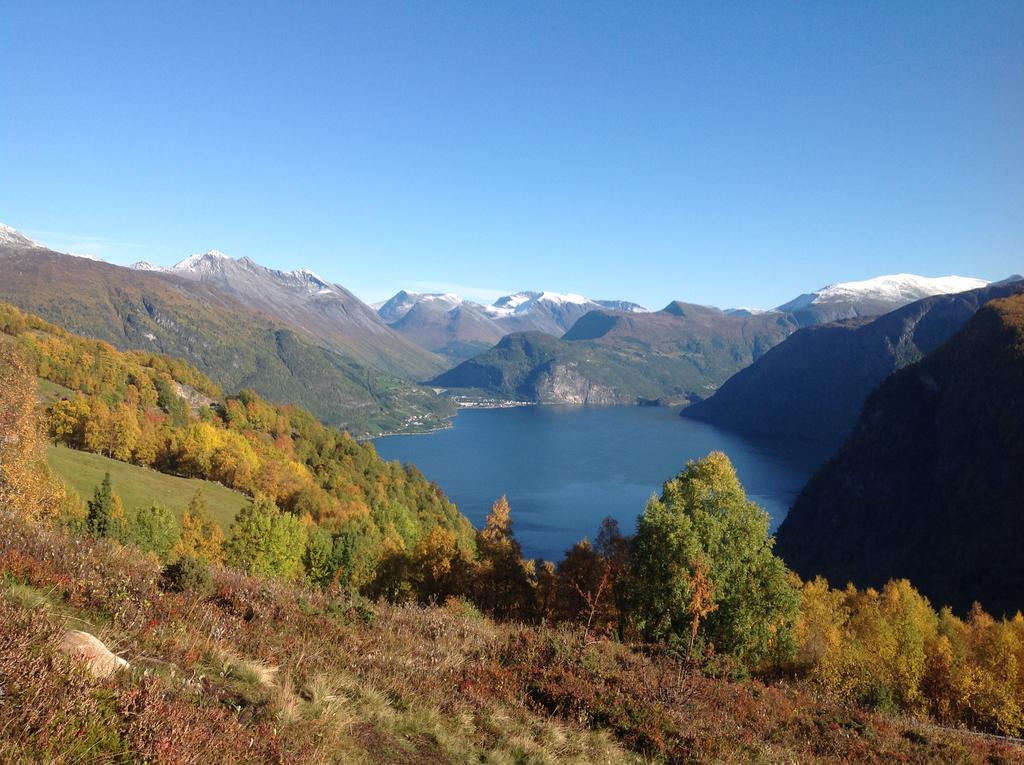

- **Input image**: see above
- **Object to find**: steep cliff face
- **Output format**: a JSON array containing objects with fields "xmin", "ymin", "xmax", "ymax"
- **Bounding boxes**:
[
  {"xmin": 531, "ymin": 362, "xmax": 625, "ymax": 405},
  {"xmin": 776, "ymin": 294, "xmax": 1024, "ymax": 616},
  {"xmin": 684, "ymin": 281, "xmax": 1024, "ymax": 454}
]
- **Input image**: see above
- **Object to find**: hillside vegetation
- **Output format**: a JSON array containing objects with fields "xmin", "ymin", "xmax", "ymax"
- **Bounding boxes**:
[
  {"xmin": 4, "ymin": 512, "xmax": 1023, "ymax": 764},
  {"xmin": 0, "ymin": 301, "xmax": 475, "ymax": 586},
  {"xmin": 0, "ymin": 243, "xmax": 451, "ymax": 434},
  {"xmin": 778, "ymin": 294, "xmax": 1024, "ymax": 616},
  {"xmin": 47, "ymin": 445, "xmax": 251, "ymax": 529}
]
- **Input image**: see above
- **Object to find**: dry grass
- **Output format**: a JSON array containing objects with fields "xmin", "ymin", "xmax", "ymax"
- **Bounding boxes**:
[{"xmin": 1, "ymin": 511, "xmax": 1021, "ymax": 764}]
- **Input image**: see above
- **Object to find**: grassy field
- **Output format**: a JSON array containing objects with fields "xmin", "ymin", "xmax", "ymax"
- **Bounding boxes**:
[
  {"xmin": 47, "ymin": 445, "xmax": 250, "ymax": 528},
  {"xmin": 36, "ymin": 377, "xmax": 76, "ymax": 403}
]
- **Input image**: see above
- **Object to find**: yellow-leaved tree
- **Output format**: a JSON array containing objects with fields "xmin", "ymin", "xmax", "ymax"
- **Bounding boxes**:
[{"xmin": 0, "ymin": 345, "xmax": 65, "ymax": 520}]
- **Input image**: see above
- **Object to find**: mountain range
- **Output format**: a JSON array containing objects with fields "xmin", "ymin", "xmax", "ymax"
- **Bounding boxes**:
[
  {"xmin": 431, "ymin": 274, "xmax": 993, "ymax": 406},
  {"xmin": 431, "ymin": 303, "xmax": 802, "ymax": 404},
  {"xmin": 775, "ymin": 272, "xmax": 989, "ymax": 326},
  {"xmin": 376, "ymin": 290, "xmax": 647, "ymax": 363},
  {"xmin": 134, "ymin": 251, "xmax": 444, "ymax": 380},
  {"xmin": 0, "ymin": 226, "xmax": 450, "ymax": 434},
  {"xmin": 0, "ymin": 221, "xmax": 998, "ymax": 428},
  {"xmin": 776, "ymin": 293, "xmax": 1024, "ymax": 616},
  {"xmin": 684, "ymin": 279, "xmax": 1024, "ymax": 455}
]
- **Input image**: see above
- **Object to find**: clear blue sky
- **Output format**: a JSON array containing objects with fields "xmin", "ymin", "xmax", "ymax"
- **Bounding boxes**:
[{"xmin": 2, "ymin": 2, "xmax": 1021, "ymax": 309}]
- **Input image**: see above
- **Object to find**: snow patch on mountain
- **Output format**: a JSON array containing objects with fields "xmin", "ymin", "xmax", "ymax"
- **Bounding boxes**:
[
  {"xmin": 130, "ymin": 261, "xmax": 169, "ymax": 272},
  {"xmin": 380, "ymin": 289, "xmax": 648, "ymax": 325},
  {"xmin": 778, "ymin": 273, "xmax": 989, "ymax": 312},
  {"xmin": 294, "ymin": 267, "xmax": 328, "ymax": 285},
  {"xmin": 485, "ymin": 291, "xmax": 593, "ymax": 317},
  {"xmin": 172, "ymin": 250, "xmax": 231, "ymax": 273},
  {"xmin": 0, "ymin": 223, "xmax": 40, "ymax": 248},
  {"xmin": 67, "ymin": 252, "xmax": 105, "ymax": 262}
]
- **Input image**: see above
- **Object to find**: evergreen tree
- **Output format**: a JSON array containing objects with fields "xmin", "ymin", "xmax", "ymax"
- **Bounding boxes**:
[{"xmin": 86, "ymin": 473, "xmax": 116, "ymax": 537}]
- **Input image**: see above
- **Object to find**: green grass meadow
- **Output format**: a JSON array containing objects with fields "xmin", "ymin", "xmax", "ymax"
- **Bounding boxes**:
[{"xmin": 47, "ymin": 445, "xmax": 250, "ymax": 529}]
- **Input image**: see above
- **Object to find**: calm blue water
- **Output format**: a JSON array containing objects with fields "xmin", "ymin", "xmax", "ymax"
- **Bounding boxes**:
[{"xmin": 374, "ymin": 406, "xmax": 824, "ymax": 561}]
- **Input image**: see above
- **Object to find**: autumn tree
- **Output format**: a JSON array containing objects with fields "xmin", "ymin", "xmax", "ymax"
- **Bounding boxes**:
[
  {"xmin": 108, "ymin": 403, "xmax": 141, "ymax": 462},
  {"xmin": 47, "ymin": 394, "xmax": 91, "ymax": 448},
  {"xmin": 173, "ymin": 490, "xmax": 226, "ymax": 563},
  {"xmin": 82, "ymin": 398, "xmax": 111, "ymax": 455},
  {"xmin": 0, "ymin": 345, "xmax": 64, "ymax": 520},
  {"xmin": 409, "ymin": 526, "xmax": 473, "ymax": 604},
  {"xmin": 554, "ymin": 517, "xmax": 630, "ymax": 635},
  {"xmin": 474, "ymin": 496, "xmax": 534, "ymax": 620}
]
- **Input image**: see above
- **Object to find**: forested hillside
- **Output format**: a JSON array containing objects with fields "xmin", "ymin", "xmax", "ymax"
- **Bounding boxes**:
[
  {"xmin": 778, "ymin": 294, "xmax": 1024, "ymax": 616},
  {"xmin": 0, "ymin": 301, "xmax": 474, "ymax": 586},
  {"xmin": 0, "ymin": 238, "xmax": 451, "ymax": 434},
  {"xmin": 4, "ymin": 299, "xmax": 1024, "ymax": 761}
]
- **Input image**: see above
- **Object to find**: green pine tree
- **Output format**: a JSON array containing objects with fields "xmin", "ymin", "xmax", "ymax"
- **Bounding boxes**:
[{"xmin": 86, "ymin": 473, "xmax": 115, "ymax": 537}]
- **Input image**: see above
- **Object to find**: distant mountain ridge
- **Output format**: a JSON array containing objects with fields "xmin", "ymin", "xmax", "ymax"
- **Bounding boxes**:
[
  {"xmin": 0, "ymin": 225, "xmax": 451, "ymax": 434},
  {"xmin": 431, "ymin": 273, "xmax": 992, "ymax": 406},
  {"xmin": 431, "ymin": 301, "xmax": 800, "ymax": 405},
  {"xmin": 135, "ymin": 250, "xmax": 445, "ymax": 381},
  {"xmin": 776, "ymin": 293, "xmax": 1024, "ymax": 616},
  {"xmin": 684, "ymin": 279, "xmax": 1024, "ymax": 454},
  {"xmin": 376, "ymin": 289, "xmax": 647, "ymax": 362},
  {"xmin": 776, "ymin": 273, "xmax": 989, "ymax": 326}
]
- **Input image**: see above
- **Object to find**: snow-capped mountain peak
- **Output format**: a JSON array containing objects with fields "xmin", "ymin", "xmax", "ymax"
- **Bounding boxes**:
[
  {"xmin": 130, "ymin": 261, "xmax": 169, "ymax": 272},
  {"xmin": 293, "ymin": 267, "xmax": 327, "ymax": 285},
  {"xmin": 171, "ymin": 250, "xmax": 232, "ymax": 273},
  {"xmin": 0, "ymin": 223, "xmax": 39, "ymax": 248},
  {"xmin": 376, "ymin": 290, "xmax": 465, "ymax": 322},
  {"xmin": 486, "ymin": 291, "xmax": 539, "ymax": 315},
  {"xmin": 779, "ymin": 273, "xmax": 988, "ymax": 312},
  {"xmin": 775, "ymin": 272, "xmax": 991, "ymax": 326},
  {"xmin": 537, "ymin": 291, "xmax": 589, "ymax": 305}
]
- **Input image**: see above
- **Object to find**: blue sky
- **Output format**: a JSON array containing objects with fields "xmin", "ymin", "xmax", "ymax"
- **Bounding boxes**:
[{"xmin": 1, "ymin": 2, "xmax": 1021, "ymax": 309}]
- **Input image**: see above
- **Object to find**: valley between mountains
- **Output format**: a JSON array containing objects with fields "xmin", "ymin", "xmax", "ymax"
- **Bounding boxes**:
[{"xmin": 0, "ymin": 222, "xmax": 1000, "ymax": 427}]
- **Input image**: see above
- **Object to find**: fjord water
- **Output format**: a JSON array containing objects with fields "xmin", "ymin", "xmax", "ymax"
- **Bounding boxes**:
[{"xmin": 374, "ymin": 406, "xmax": 824, "ymax": 561}]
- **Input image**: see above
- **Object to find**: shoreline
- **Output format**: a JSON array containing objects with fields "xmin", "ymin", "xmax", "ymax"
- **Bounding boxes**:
[
  {"xmin": 371, "ymin": 399, "xmax": 536, "ymax": 440},
  {"xmin": 371, "ymin": 399, "xmax": 690, "ymax": 440}
]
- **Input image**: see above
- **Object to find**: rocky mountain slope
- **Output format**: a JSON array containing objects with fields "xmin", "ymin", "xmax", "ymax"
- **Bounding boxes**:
[
  {"xmin": 684, "ymin": 280, "xmax": 1024, "ymax": 454},
  {"xmin": 0, "ymin": 227, "xmax": 451, "ymax": 433},
  {"xmin": 776, "ymin": 293, "xmax": 1024, "ymax": 615},
  {"xmin": 150, "ymin": 251, "xmax": 444, "ymax": 380}
]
